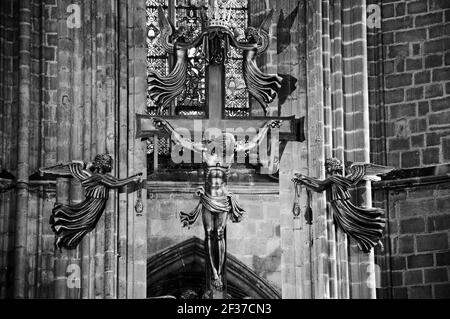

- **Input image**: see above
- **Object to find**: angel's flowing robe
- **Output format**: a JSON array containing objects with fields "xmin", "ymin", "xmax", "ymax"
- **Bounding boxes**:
[
  {"xmin": 49, "ymin": 164, "xmax": 109, "ymax": 250},
  {"xmin": 328, "ymin": 165, "xmax": 385, "ymax": 253}
]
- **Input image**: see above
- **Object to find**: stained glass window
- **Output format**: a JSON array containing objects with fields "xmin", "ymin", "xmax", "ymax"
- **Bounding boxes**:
[
  {"xmin": 147, "ymin": 0, "xmax": 249, "ymax": 118},
  {"xmin": 146, "ymin": 0, "xmax": 250, "ymax": 170},
  {"xmin": 174, "ymin": 0, "xmax": 208, "ymax": 116},
  {"xmin": 147, "ymin": 0, "xmax": 169, "ymax": 115},
  {"xmin": 222, "ymin": 0, "xmax": 250, "ymax": 117}
]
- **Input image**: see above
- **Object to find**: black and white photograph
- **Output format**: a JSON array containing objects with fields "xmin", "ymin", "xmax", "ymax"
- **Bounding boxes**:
[{"xmin": 0, "ymin": 0, "xmax": 449, "ymax": 308}]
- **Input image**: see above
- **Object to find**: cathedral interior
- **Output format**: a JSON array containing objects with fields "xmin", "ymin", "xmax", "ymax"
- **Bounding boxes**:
[{"xmin": 0, "ymin": 0, "xmax": 449, "ymax": 300}]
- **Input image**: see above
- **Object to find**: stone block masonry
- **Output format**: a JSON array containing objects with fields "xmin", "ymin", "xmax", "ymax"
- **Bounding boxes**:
[
  {"xmin": 0, "ymin": 0, "xmax": 148, "ymax": 299},
  {"xmin": 368, "ymin": 0, "xmax": 450, "ymax": 299},
  {"xmin": 146, "ymin": 190, "xmax": 282, "ymax": 292},
  {"xmin": 369, "ymin": 0, "xmax": 450, "ymax": 169},
  {"xmin": 376, "ymin": 182, "xmax": 450, "ymax": 299}
]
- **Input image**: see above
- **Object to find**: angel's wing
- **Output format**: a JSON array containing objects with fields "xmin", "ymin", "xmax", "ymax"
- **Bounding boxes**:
[
  {"xmin": 259, "ymin": 9, "xmax": 274, "ymax": 33},
  {"xmin": 157, "ymin": 5, "xmax": 174, "ymax": 53},
  {"xmin": 346, "ymin": 162, "xmax": 395, "ymax": 182},
  {"xmin": 39, "ymin": 161, "xmax": 90, "ymax": 181}
]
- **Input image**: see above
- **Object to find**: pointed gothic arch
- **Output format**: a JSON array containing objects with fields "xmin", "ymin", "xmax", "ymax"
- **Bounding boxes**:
[{"xmin": 147, "ymin": 237, "xmax": 281, "ymax": 299}]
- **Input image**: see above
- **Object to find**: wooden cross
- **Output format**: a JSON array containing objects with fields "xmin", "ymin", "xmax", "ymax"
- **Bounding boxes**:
[{"xmin": 136, "ymin": 65, "xmax": 302, "ymax": 299}]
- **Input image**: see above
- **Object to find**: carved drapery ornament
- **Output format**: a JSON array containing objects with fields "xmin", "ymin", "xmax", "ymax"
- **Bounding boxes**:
[
  {"xmin": 148, "ymin": 4, "xmax": 282, "ymax": 115},
  {"xmin": 292, "ymin": 158, "xmax": 394, "ymax": 253},
  {"xmin": 40, "ymin": 154, "xmax": 143, "ymax": 250}
]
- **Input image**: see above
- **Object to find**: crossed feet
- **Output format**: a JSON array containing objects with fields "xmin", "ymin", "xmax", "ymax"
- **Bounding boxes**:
[{"xmin": 211, "ymin": 273, "xmax": 223, "ymax": 290}]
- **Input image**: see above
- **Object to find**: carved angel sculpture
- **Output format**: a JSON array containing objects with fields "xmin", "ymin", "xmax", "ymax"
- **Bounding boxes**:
[
  {"xmin": 292, "ymin": 158, "xmax": 394, "ymax": 253},
  {"xmin": 243, "ymin": 10, "xmax": 282, "ymax": 115},
  {"xmin": 148, "ymin": 5, "xmax": 282, "ymax": 115},
  {"xmin": 148, "ymin": 6, "xmax": 187, "ymax": 114},
  {"xmin": 40, "ymin": 154, "xmax": 142, "ymax": 250}
]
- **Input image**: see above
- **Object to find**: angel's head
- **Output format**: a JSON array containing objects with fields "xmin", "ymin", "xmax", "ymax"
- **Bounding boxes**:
[
  {"xmin": 91, "ymin": 153, "xmax": 113, "ymax": 174},
  {"xmin": 325, "ymin": 158, "xmax": 343, "ymax": 174},
  {"xmin": 244, "ymin": 27, "xmax": 259, "ymax": 43}
]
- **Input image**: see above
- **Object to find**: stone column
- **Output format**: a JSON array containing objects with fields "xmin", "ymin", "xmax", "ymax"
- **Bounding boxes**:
[
  {"xmin": 277, "ymin": 0, "xmax": 310, "ymax": 299},
  {"xmin": 13, "ymin": 0, "xmax": 31, "ymax": 298},
  {"xmin": 50, "ymin": 0, "xmax": 147, "ymax": 299},
  {"xmin": 341, "ymin": 0, "xmax": 376, "ymax": 299},
  {"xmin": 125, "ymin": 0, "xmax": 148, "ymax": 299},
  {"xmin": 303, "ymin": 0, "xmax": 377, "ymax": 299}
]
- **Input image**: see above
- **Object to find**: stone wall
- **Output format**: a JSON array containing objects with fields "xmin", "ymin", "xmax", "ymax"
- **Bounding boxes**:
[
  {"xmin": 368, "ymin": 0, "xmax": 450, "ymax": 299},
  {"xmin": 375, "ymin": 181, "xmax": 450, "ymax": 298},
  {"xmin": 0, "ymin": 0, "xmax": 148, "ymax": 299},
  {"xmin": 0, "ymin": 0, "xmax": 19, "ymax": 299},
  {"xmin": 369, "ymin": 0, "xmax": 450, "ymax": 168}
]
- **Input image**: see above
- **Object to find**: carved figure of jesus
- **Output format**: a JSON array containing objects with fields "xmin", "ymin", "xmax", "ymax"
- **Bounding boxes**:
[{"xmin": 152, "ymin": 117, "xmax": 280, "ymax": 289}]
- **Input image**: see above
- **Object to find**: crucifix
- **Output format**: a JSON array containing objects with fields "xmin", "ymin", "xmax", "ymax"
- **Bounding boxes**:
[{"xmin": 136, "ymin": 1, "xmax": 303, "ymax": 299}]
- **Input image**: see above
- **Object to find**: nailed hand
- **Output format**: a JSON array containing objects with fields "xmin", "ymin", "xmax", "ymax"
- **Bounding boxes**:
[{"xmin": 151, "ymin": 117, "xmax": 166, "ymax": 129}]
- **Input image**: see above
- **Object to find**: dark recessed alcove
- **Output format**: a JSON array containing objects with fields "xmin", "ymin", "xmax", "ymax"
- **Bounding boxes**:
[{"xmin": 147, "ymin": 237, "xmax": 281, "ymax": 299}]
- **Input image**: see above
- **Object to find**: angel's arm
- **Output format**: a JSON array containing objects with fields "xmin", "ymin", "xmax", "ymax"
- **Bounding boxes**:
[
  {"xmin": 100, "ymin": 173, "xmax": 142, "ymax": 189},
  {"xmin": 152, "ymin": 117, "xmax": 206, "ymax": 153},
  {"xmin": 292, "ymin": 173, "xmax": 332, "ymax": 193},
  {"xmin": 235, "ymin": 120, "xmax": 281, "ymax": 152}
]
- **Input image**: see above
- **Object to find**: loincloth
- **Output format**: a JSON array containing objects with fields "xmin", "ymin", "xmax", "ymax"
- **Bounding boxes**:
[{"xmin": 180, "ymin": 186, "xmax": 245, "ymax": 228}]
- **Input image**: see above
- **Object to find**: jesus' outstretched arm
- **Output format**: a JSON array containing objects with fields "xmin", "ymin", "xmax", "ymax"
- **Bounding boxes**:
[
  {"xmin": 235, "ymin": 120, "xmax": 282, "ymax": 152},
  {"xmin": 152, "ymin": 117, "xmax": 206, "ymax": 154}
]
